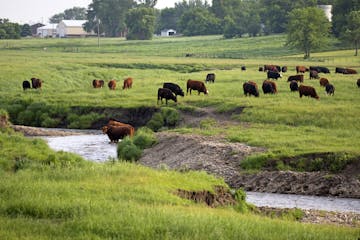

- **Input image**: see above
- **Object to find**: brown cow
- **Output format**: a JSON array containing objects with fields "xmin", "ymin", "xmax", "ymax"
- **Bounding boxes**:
[
  {"xmin": 31, "ymin": 78, "xmax": 42, "ymax": 89},
  {"xmin": 299, "ymin": 85, "xmax": 319, "ymax": 100},
  {"xmin": 186, "ymin": 79, "xmax": 208, "ymax": 95},
  {"xmin": 319, "ymin": 78, "xmax": 329, "ymax": 87},
  {"xmin": 344, "ymin": 68, "xmax": 357, "ymax": 74},
  {"xmin": 92, "ymin": 79, "xmax": 104, "ymax": 88},
  {"xmin": 102, "ymin": 125, "xmax": 133, "ymax": 143},
  {"xmin": 264, "ymin": 65, "xmax": 280, "ymax": 72},
  {"xmin": 296, "ymin": 66, "xmax": 309, "ymax": 73},
  {"xmin": 158, "ymin": 88, "xmax": 177, "ymax": 105},
  {"xmin": 287, "ymin": 75, "xmax": 304, "ymax": 82},
  {"xmin": 105, "ymin": 118, "xmax": 135, "ymax": 137},
  {"xmin": 310, "ymin": 70, "xmax": 319, "ymax": 79},
  {"xmin": 123, "ymin": 77, "xmax": 133, "ymax": 89},
  {"xmin": 262, "ymin": 80, "xmax": 277, "ymax": 94},
  {"xmin": 243, "ymin": 81, "xmax": 259, "ymax": 97},
  {"xmin": 108, "ymin": 80, "xmax": 116, "ymax": 90}
]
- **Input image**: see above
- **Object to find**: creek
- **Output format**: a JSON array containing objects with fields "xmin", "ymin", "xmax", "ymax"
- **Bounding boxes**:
[{"xmin": 42, "ymin": 133, "xmax": 360, "ymax": 214}]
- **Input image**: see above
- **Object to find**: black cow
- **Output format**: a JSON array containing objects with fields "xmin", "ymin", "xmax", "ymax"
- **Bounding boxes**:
[
  {"xmin": 241, "ymin": 66, "xmax": 246, "ymax": 71},
  {"xmin": 163, "ymin": 82, "xmax": 184, "ymax": 97},
  {"xmin": 325, "ymin": 83, "xmax": 335, "ymax": 96},
  {"xmin": 335, "ymin": 67, "xmax": 346, "ymax": 74},
  {"xmin": 310, "ymin": 70, "xmax": 319, "ymax": 79},
  {"xmin": 22, "ymin": 80, "xmax": 31, "ymax": 91},
  {"xmin": 281, "ymin": 66, "xmax": 287, "ymax": 73},
  {"xmin": 157, "ymin": 88, "xmax": 177, "ymax": 104},
  {"xmin": 267, "ymin": 71, "xmax": 282, "ymax": 80},
  {"xmin": 243, "ymin": 81, "xmax": 259, "ymax": 97},
  {"xmin": 206, "ymin": 73, "xmax": 215, "ymax": 83},
  {"xmin": 310, "ymin": 66, "xmax": 330, "ymax": 74},
  {"xmin": 289, "ymin": 80, "xmax": 299, "ymax": 91},
  {"xmin": 357, "ymin": 79, "xmax": 360, "ymax": 88},
  {"xmin": 258, "ymin": 67, "xmax": 264, "ymax": 72}
]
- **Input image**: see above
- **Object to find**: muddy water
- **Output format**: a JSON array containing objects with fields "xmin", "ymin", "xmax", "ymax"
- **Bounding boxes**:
[{"xmin": 42, "ymin": 134, "xmax": 360, "ymax": 213}]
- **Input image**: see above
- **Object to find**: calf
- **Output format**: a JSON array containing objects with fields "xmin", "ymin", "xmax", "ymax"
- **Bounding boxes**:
[
  {"xmin": 325, "ymin": 83, "xmax": 335, "ymax": 96},
  {"xmin": 158, "ymin": 88, "xmax": 177, "ymax": 104},
  {"xmin": 241, "ymin": 66, "xmax": 246, "ymax": 71},
  {"xmin": 289, "ymin": 80, "xmax": 299, "ymax": 91},
  {"xmin": 310, "ymin": 70, "xmax": 319, "ymax": 80},
  {"xmin": 319, "ymin": 78, "xmax": 329, "ymax": 87},
  {"xmin": 267, "ymin": 71, "xmax": 282, "ymax": 80},
  {"xmin": 281, "ymin": 66, "xmax": 287, "ymax": 72},
  {"xmin": 299, "ymin": 85, "xmax": 319, "ymax": 100},
  {"xmin": 243, "ymin": 81, "xmax": 259, "ymax": 97},
  {"xmin": 205, "ymin": 73, "xmax": 215, "ymax": 83},
  {"xmin": 163, "ymin": 82, "xmax": 184, "ymax": 97},
  {"xmin": 22, "ymin": 80, "xmax": 31, "ymax": 91},
  {"xmin": 187, "ymin": 79, "xmax": 208, "ymax": 95},
  {"xmin": 287, "ymin": 74, "xmax": 304, "ymax": 82}
]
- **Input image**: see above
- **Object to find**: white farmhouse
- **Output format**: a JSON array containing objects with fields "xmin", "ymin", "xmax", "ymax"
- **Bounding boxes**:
[
  {"xmin": 160, "ymin": 29, "xmax": 176, "ymax": 37},
  {"xmin": 37, "ymin": 24, "xmax": 57, "ymax": 38},
  {"xmin": 57, "ymin": 20, "xmax": 89, "ymax": 38}
]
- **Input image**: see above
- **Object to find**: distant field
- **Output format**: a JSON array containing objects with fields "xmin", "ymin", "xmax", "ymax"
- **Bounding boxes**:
[{"xmin": 0, "ymin": 34, "xmax": 359, "ymax": 157}]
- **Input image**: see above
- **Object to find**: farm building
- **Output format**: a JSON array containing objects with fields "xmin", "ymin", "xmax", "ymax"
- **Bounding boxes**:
[
  {"xmin": 36, "ymin": 24, "xmax": 57, "ymax": 38},
  {"xmin": 318, "ymin": 5, "xmax": 332, "ymax": 22},
  {"xmin": 161, "ymin": 29, "xmax": 176, "ymax": 37},
  {"xmin": 31, "ymin": 23, "xmax": 45, "ymax": 37},
  {"xmin": 56, "ymin": 20, "xmax": 89, "ymax": 38}
]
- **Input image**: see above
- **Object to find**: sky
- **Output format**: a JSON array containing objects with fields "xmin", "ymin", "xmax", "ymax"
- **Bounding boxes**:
[{"xmin": 0, "ymin": 0, "xmax": 179, "ymax": 24}]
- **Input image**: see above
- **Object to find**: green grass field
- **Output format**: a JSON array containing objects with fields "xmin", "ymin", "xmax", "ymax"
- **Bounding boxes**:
[{"xmin": 0, "ymin": 35, "xmax": 360, "ymax": 239}]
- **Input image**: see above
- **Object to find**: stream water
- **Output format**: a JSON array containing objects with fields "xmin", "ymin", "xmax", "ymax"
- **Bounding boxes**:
[{"xmin": 42, "ymin": 133, "xmax": 360, "ymax": 214}]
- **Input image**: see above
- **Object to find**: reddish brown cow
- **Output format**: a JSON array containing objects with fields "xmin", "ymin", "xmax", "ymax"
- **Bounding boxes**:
[
  {"xmin": 262, "ymin": 80, "xmax": 277, "ymax": 94},
  {"xmin": 287, "ymin": 75, "xmax": 304, "ymax": 82},
  {"xmin": 107, "ymin": 119, "xmax": 135, "ymax": 137},
  {"xmin": 108, "ymin": 80, "xmax": 116, "ymax": 90},
  {"xmin": 344, "ymin": 68, "xmax": 357, "ymax": 74},
  {"xmin": 102, "ymin": 125, "xmax": 134, "ymax": 143},
  {"xmin": 92, "ymin": 79, "xmax": 103, "ymax": 88},
  {"xmin": 319, "ymin": 78, "xmax": 329, "ymax": 87},
  {"xmin": 299, "ymin": 85, "xmax": 319, "ymax": 100},
  {"xmin": 264, "ymin": 65, "xmax": 280, "ymax": 72},
  {"xmin": 243, "ymin": 81, "xmax": 259, "ymax": 97},
  {"xmin": 31, "ymin": 78, "xmax": 42, "ymax": 89},
  {"xmin": 123, "ymin": 77, "xmax": 133, "ymax": 89},
  {"xmin": 186, "ymin": 79, "xmax": 208, "ymax": 95},
  {"xmin": 296, "ymin": 66, "xmax": 309, "ymax": 73}
]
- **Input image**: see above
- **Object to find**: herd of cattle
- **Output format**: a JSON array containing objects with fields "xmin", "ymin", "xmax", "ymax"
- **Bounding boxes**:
[{"xmin": 21, "ymin": 64, "xmax": 359, "ymax": 142}]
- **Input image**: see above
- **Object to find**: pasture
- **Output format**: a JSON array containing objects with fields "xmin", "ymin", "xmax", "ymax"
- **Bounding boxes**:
[{"xmin": 0, "ymin": 35, "xmax": 360, "ymax": 239}]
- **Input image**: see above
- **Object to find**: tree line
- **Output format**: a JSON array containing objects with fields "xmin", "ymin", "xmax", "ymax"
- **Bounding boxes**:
[{"xmin": 0, "ymin": 0, "xmax": 359, "ymax": 58}]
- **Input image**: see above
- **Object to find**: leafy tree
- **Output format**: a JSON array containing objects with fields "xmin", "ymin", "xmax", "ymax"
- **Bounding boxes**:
[
  {"xmin": 155, "ymin": 7, "xmax": 178, "ymax": 33},
  {"xmin": 0, "ymin": 18, "xmax": 21, "ymax": 39},
  {"xmin": 178, "ymin": 8, "xmax": 221, "ymax": 36},
  {"xmin": 20, "ymin": 24, "xmax": 32, "ymax": 37},
  {"xmin": 136, "ymin": 0, "xmax": 157, "ymax": 7},
  {"xmin": 286, "ymin": 7, "xmax": 331, "ymax": 59},
  {"xmin": 125, "ymin": 7, "xmax": 156, "ymax": 40},
  {"xmin": 332, "ymin": 0, "xmax": 360, "ymax": 37},
  {"xmin": 84, "ymin": 0, "xmax": 136, "ymax": 37},
  {"xmin": 343, "ymin": 11, "xmax": 360, "ymax": 56},
  {"xmin": 49, "ymin": 7, "xmax": 87, "ymax": 23}
]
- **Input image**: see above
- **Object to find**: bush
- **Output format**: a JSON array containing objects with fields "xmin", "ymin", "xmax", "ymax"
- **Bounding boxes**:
[
  {"xmin": 117, "ymin": 137, "xmax": 142, "ymax": 162},
  {"xmin": 146, "ymin": 107, "xmax": 180, "ymax": 132},
  {"xmin": 67, "ymin": 112, "xmax": 103, "ymax": 129},
  {"xmin": 132, "ymin": 127, "xmax": 157, "ymax": 150}
]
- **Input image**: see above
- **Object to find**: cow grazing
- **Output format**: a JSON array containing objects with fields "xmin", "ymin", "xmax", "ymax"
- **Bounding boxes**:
[
  {"xmin": 92, "ymin": 79, "xmax": 104, "ymax": 88},
  {"xmin": 264, "ymin": 65, "xmax": 280, "ymax": 72},
  {"xmin": 335, "ymin": 67, "xmax": 346, "ymax": 74},
  {"xmin": 281, "ymin": 66, "xmax": 287, "ymax": 73},
  {"xmin": 262, "ymin": 80, "xmax": 277, "ymax": 94},
  {"xmin": 357, "ymin": 79, "xmax": 360, "ymax": 88},
  {"xmin": 310, "ymin": 70, "xmax": 319, "ymax": 80},
  {"xmin": 123, "ymin": 77, "xmax": 133, "ymax": 89},
  {"xmin": 22, "ymin": 80, "xmax": 31, "ymax": 91},
  {"xmin": 344, "ymin": 68, "xmax": 357, "ymax": 74},
  {"xmin": 243, "ymin": 81, "xmax": 259, "ymax": 97},
  {"xmin": 205, "ymin": 73, "xmax": 215, "ymax": 83},
  {"xmin": 325, "ymin": 83, "xmax": 335, "ymax": 96},
  {"xmin": 158, "ymin": 88, "xmax": 177, "ymax": 104},
  {"xmin": 267, "ymin": 71, "xmax": 282, "ymax": 80},
  {"xmin": 241, "ymin": 66, "xmax": 246, "ymax": 71},
  {"xmin": 289, "ymin": 80, "xmax": 299, "ymax": 91},
  {"xmin": 258, "ymin": 66, "xmax": 264, "ymax": 72},
  {"xmin": 310, "ymin": 66, "xmax": 330, "ymax": 74},
  {"xmin": 296, "ymin": 66, "xmax": 309, "ymax": 73},
  {"xmin": 186, "ymin": 79, "xmax": 208, "ymax": 95},
  {"xmin": 30, "ymin": 78, "xmax": 42, "ymax": 89},
  {"xmin": 299, "ymin": 85, "xmax": 319, "ymax": 100},
  {"xmin": 319, "ymin": 78, "xmax": 329, "ymax": 87},
  {"xmin": 108, "ymin": 80, "xmax": 116, "ymax": 90},
  {"xmin": 287, "ymin": 74, "xmax": 304, "ymax": 82},
  {"xmin": 163, "ymin": 82, "xmax": 184, "ymax": 97},
  {"xmin": 102, "ymin": 125, "xmax": 134, "ymax": 143}
]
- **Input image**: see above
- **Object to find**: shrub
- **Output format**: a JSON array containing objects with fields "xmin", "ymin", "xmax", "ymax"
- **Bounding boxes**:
[
  {"xmin": 132, "ymin": 127, "xmax": 157, "ymax": 150},
  {"xmin": 146, "ymin": 107, "xmax": 180, "ymax": 132},
  {"xmin": 146, "ymin": 112, "xmax": 164, "ymax": 132},
  {"xmin": 117, "ymin": 137, "xmax": 142, "ymax": 162},
  {"xmin": 67, "ymin": 113, "xmax": 103, "ymax": 129}
]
